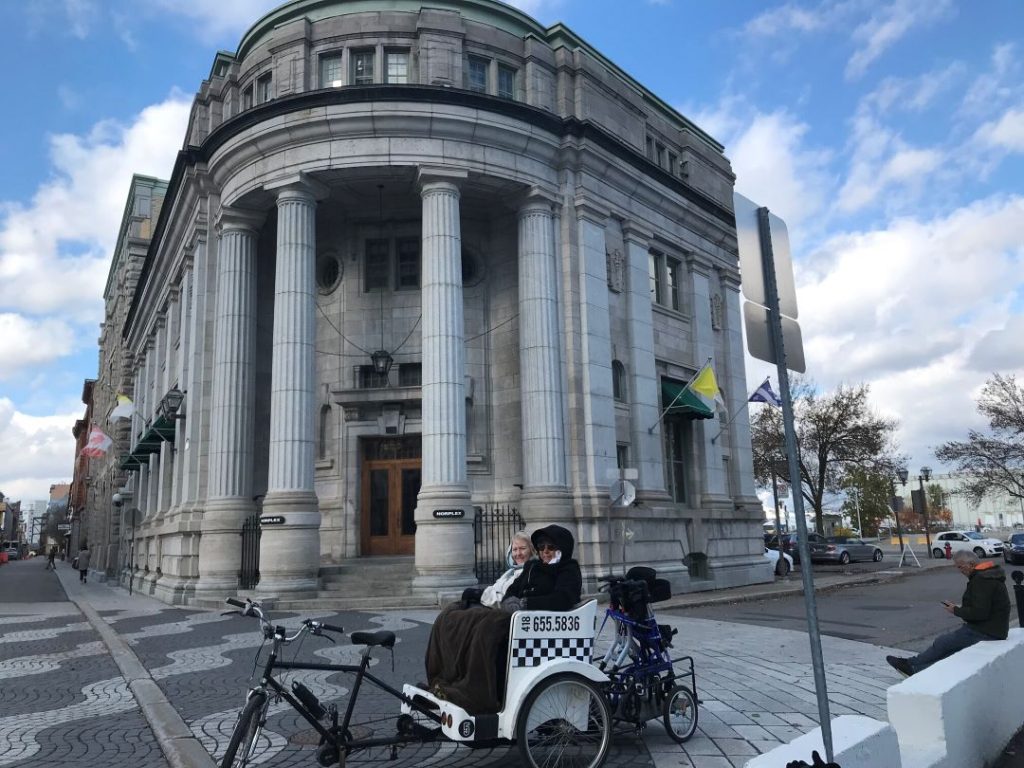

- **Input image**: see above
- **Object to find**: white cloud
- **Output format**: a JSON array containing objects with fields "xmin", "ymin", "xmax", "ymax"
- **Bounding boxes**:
[
  {"xmin": 0, "ymin": 399, "xmax": 78, "ymax": 503},
  {"xmin": 147, "ymin": 0, "xmax": 281, "ymax": 43},
  {"xmin": 741, "ymin": 2, "xmax": 831, "ymax": 38},
  {"xmin": 845, "ymin": 0, "xmax": 955, "ymax": 80},
  {"xmin": 0, "ymin": 93, "xmax": 191, "ymax": 322},
  {"xmin": 960, "ymin": 43, "xmax": 1022, "ymax": 120},
  {"xmin": 864, "ymin": 63, "xmax": 965, "ymax": 114},
  {"xmin": 974, "ymin": 108, "xmax": 1024, "ymax": 152},
  {"xmin": 0, "ymin": 315, "xmax": 77, "ymax": 380}
]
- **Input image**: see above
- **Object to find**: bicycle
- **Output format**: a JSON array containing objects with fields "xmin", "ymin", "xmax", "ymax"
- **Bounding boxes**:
[
  {"xmin": 220, "ymin": 597, "xmax": 443, "ymax": 767},
  {"xmin": 596, "ymin": 568, "xmax": 699, "ymax": 743}
]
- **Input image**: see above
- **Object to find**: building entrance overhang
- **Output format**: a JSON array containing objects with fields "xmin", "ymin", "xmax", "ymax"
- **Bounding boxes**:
[
  {"xmin": 119, "ymin": 414, "xmax": 177, "ymax": 470},
  {"xmin": 661, "ymin": 379, "xmax": 715, "ymax": 420}
]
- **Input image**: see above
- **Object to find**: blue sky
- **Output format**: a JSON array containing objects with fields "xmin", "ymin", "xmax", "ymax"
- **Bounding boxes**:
[{"xmin": 1, "ymin": 0, "xmax": 1022, "ymax": 504}]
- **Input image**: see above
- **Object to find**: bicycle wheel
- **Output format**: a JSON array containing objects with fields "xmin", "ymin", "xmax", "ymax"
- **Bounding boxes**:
[
  {"xmin": 662, "ymin": 684, "xmax": 698, "ymax": 743},
  {"xmin": 516, "ymin": 674, "xmax": 611, "ymax": 768},
  {"xmin": 221, "ymin": 691, "xmax": 269, "ymax": 767}
]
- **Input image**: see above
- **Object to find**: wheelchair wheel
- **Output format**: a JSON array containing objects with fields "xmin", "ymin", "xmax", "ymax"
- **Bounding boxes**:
[
  {"xmin": 516, "ymin": 674, "xmax": 612, "ymax": 768},
  {"xmin": 662, "ymin": 684, "xmax": 698, "ymax": 743},
  {"xmin": 221, "ymin": 691, "xmax": 269, "ymax": 767}
]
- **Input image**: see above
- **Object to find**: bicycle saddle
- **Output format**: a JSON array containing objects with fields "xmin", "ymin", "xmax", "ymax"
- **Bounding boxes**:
[{"xmin": 350, "ymin": 630, "xmax": 396, "ymax": 648}]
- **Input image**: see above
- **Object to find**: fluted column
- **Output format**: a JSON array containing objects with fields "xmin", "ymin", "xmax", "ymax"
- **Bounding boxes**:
[
  {"xmin": 195, "ymin": 206, "xmax": 262, "ymax": 599},
  {"xmin": 413, "ymin": 167, "xmax": 475, "ymax": 591},
  {"xmin": 258, "ymin": 174, "xmax": 325, "ymax": 597},
  {"xmin": 517, "ymin": 194, "xmax": 571, "ymax": 524}
]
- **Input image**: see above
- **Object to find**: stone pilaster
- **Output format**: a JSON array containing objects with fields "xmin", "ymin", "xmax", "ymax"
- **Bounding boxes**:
[
  {"xmin": 689, "ymin": 257, "xmax": 728, "ymax": 501},
  {"xmin": 194, "ymin": 206, "xmax": 262, "ymax": 600},
  {"xmin": 413, "ymin": 167, "xmax": 475, "ymax": 591},
  {"xmin": 517, "ymin": 194, "xmax": 571, "ymax": 523},
  {"xmin": 258, "ymin": 175, "xmax": 325, "ymax": 597}
]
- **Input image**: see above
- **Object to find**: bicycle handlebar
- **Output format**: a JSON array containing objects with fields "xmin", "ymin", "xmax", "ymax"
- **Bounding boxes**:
[{"xmin": 225, "ymin": 598, "xmax": 246, "ymax": 608}]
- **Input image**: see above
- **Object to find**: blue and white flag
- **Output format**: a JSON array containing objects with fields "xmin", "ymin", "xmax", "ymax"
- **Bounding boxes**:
[{"xmin": 749, "ymin": 377, "xmax": 782, "ymax": 407}]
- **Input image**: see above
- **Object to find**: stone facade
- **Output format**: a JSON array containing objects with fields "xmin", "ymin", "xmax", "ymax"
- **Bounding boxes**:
[{"xmin": 90, "ymin": 0, "xmax": 770, "ymax": 605}]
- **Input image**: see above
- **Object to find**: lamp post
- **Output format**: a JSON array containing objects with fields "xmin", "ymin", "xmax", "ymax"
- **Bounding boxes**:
[
  {"xmin": 919, "ymin": 466, "xmax": 932, "ymax": 558},
  {"xmin": 851, "ymin": 487, "xmax": 862, "ymax": 535},
  {"xmin": 891, "ymin": 469, "xmax": 908, "ymax": 552}
]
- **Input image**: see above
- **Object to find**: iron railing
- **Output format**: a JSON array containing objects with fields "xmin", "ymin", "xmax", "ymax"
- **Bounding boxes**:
[
  {"xmin": 240, "ymin": 514, "xmax": 261, "ymax": 589},
  {"xmin": 473, "ymin": 503, "xmax": 523, "ymax": 584}
]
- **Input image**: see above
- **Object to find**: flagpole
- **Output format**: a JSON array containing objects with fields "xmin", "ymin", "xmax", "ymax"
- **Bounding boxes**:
[
  {"xmin": 647, "ymin": 357, "xmax": 712, "ymax": 434},
  {"xmin": 710, "ymin": 399, "xmax": 750, "ymax": 444}
]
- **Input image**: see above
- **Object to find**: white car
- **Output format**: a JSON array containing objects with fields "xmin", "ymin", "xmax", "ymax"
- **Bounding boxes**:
[
  {"xmin": 764, "ymin": 547, "xmax": 794, "ymax": 576},
  {"xmin": 932, "ymin": 531, "xmax": 1004, "ymax": 559}
]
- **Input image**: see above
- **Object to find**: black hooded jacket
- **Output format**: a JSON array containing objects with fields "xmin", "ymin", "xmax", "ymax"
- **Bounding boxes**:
[
  {"xmin": 953, "ymin": 560, "xmax": 1010, "ymax": 639},
  {"xmin": 503, "ymin": 524, "xmax": 582, "ymax": 611}
]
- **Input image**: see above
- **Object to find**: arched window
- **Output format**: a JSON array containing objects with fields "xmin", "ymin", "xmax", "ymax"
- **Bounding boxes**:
[{"xmin": 612, "ymin": 360, "xmax": 627, "ymax": 402}]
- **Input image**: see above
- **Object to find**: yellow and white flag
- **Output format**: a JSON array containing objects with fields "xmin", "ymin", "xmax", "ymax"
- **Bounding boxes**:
[
  {"xmin": 688, "ymin": 361, "xmax": 723, "ymax": 404},
  {"xmin": 109, "ymin": 393, "xmax": 134, "ymax": 421}
]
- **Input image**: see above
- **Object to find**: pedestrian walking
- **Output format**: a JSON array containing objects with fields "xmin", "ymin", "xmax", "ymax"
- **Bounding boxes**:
[
  {"xmin": 76, "ymin": 544, "xmax": 91, "ymax": 583},
  {"xmin": 46, "ymin": 545, "xmax": 57, "ymax": 570},
  {"xmin": 886, "ymin": 550, "xmax": 1009, "ymax": 676}
]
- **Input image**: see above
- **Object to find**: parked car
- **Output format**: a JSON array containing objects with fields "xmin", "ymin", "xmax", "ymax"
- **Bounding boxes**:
[
  {"xmin": 766, "ymin": 532, "xmax": 829, "ymax": 563},
  {"xmin": 763, "ymin": 547, "xmax": 794, "ymax": 577},
  {"xmin": 3, "ymin": 546, "xmax": 21, "ymax": 561},
  {"xmin": 822, "ymin": 536, "xmax": 884, "ymax": 564},
  {"xmin": 1003, "ymin": 533, "xmax": 1024, "ymax": 565},
  {"xmin": 932, "ymin": 531, "xmax": 1004, "ymax": 559}
]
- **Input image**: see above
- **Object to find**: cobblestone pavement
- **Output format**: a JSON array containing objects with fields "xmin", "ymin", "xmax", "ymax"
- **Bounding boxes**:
[{"xmin": 0, "ymin": 557, "xmax": 907, "ymax": 767}]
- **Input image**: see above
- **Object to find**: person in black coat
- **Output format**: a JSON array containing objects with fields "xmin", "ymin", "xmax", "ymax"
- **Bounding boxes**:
[{"xmin": 500, "ymin": 524, "xmax": 582, "ymax": 612}]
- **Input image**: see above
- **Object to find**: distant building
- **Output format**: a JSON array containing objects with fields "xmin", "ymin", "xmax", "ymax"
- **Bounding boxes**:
[
  {"xmin": 88, "ymin": 0, "xmax": 770, "ymax": 605},
  {"xmin": 895, "ymin": 473, "xmax": 1024, "ymax": 530}
]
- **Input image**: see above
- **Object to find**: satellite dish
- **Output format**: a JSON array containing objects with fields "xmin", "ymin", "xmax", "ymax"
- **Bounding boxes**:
[{"xmin": 610, "ymin": 479, "xmax": 636, "ymax": 507}]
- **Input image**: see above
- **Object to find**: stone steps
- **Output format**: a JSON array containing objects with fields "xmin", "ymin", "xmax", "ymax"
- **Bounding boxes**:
[{"xmin": 272, "ymin": 593, "xmax": 442, "ymax": 611}]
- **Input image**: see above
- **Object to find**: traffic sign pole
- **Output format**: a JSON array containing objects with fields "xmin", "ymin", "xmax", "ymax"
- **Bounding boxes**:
[{"xmin": 758, "ymin": 206, "xmax": 834, "ymax": 761}]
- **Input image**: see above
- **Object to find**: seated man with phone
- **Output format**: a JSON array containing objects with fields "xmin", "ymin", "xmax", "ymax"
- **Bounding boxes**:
[{"xmin": 886, "ymin": 550, "xmax": 1010, "ymax": 676}]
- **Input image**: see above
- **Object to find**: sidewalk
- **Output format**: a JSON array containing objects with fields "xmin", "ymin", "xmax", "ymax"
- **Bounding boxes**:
[{"xmin": 1, "ymin": 556, "xmax": 915, "ymax": 768}]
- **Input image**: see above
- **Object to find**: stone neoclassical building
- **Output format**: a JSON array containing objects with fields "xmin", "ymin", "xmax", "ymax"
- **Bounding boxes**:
[{"xmin": 91, "ymin": 0, "xmax": 770, "ymax": 606}]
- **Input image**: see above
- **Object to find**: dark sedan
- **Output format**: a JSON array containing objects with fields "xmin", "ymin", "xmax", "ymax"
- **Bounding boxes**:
[
  {"xmin": 766, "ymin": 532, "xmax": 829, "ymax": 563},
  {"xmin": 822, "ymin": 536, "xmax": 884, "ymax": 564},
  {"xmin": 1004, "ymin": 533, "xmax": 1024, "ymax": 565}
]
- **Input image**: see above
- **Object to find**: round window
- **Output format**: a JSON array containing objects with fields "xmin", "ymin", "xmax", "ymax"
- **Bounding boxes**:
[{"xmin": 316, "ymin": 252, "xmax": 342, "ymax": 293}]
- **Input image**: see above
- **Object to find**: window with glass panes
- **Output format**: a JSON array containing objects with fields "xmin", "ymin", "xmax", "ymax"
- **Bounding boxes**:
[
  {"xmin": 663, "ymin": 417, "xmax": 689, "ymax": 503},
  {"xmin": 385, "ymin": 50, "xmax": 409, "ymax": 84},
  {"xmin": 466, "ymin": 55, "xmax": 488, "ymax": 92},
  {"xmin": 242, "ymin": 84, "xmax": 254, "ymax": 111},
  {"xmin": 320, "ymin": 53, "xmax": 343, "ymax": 88},
  {"xmin": 351, "ymin": 50, "xmax": 374, "ymax": 85},
  {"xmin": 364, "ymin": 239, "xmax": 389, "ymax": 291},
  {"xmin": 398, "ymin": 363, "xmax": 421, "ymax": 387},
  {"xmin": 256, "ymin": 73, "xmax": 272, "ymax": 103},
  {"xmin": 395, "ymin": 238, "xmax": 419, "ymax": 290},
  {"xmin": 667, "ymin": 259, "xmax": 682, "ymax": 311},
  {"xmin": 497, "ymin": 64, "xmax": 515, "ymax": 99},
  {"xmin": 649, "ymin": 252, "xmax": 663, "ymax": 305}
]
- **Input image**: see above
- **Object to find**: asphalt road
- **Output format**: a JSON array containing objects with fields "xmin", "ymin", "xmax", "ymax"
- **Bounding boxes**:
[{"xmin": 677, "ymin": 559, "xmax": 1024, "ymax": 652}]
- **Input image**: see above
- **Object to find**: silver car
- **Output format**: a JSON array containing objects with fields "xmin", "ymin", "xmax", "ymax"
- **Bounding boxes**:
[{"xmin": 822, "ymin": 536, "xmax": 884, "ymax": 565}]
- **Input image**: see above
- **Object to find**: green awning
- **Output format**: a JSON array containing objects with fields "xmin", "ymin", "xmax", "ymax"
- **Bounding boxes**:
[
  {"xmin": 119, "ymin": 454, "xmax": 145, "ymax": 471},
  {"xmin": 661, "ymin": 379, "xmax": 715, "ymax": 420},
  {"xmin": 119, "ymin": 414, "xmax": 178, "ymax": 471}
]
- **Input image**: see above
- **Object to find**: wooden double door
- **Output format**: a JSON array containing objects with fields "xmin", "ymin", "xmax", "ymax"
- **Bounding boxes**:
[{"xmin": 360, "ymin": 437, "xmax": 421, "ymax": 556}]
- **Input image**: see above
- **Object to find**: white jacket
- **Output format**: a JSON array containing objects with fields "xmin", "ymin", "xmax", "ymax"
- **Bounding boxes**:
[{"xmin": 480, "ymin": 567, "xmax": 522, "ymax": 608}]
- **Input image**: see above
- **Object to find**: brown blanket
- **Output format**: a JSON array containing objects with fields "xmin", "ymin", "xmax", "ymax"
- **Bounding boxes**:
[{"xmin": 424, "ymin": 604, "xmax": 512, "ymax": 714}]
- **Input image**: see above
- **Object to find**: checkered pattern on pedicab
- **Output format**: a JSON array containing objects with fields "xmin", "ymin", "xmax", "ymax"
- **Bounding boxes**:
[{"xmin": 511, "ymin": 636, "xmax": 593, "ymax": 667}]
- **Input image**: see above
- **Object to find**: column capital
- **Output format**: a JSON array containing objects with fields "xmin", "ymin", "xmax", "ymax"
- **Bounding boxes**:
[
  {"xmin": 686, "ymin": 251, "xmax": 715, "ymax": 277},
  {"xmin": 417, "ymin": 166, "xmax": 468, "ymax": 195},
  {"xmin": 620, "ymin": 220, "xmax": 653, "ymax": 248},
  {"xmin": 517, "ymin": 185, "xmax": 560, "ymax": 216},
  {"xmin": 573, "ymin": 196, "xmax": 610, "ymax": 225},
  {"xmin": 215, "ymin": 205, "xmax": 266, "ymax": 235},
  {"xmin": 265, "ymin": 171, "xmax": 329, "ymax": 202}
]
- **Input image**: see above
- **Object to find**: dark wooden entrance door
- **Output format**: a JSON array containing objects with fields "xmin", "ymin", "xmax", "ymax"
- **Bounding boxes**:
[{"xmin": 360, "ymin": 437, "xmax": 420, "ymax": 556}]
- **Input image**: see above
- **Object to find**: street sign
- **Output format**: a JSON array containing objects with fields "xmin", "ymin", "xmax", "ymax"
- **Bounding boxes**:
[
  {"xmin": 609, "ymin": 479, "xmax": 636, "ymax": 507},
  {"xmin": 742, "ymin": 303, "xmax": 806, "ymax": 373},
  {"xmin": 57, "ymin": 523, "xmax": 72, "ymax": 532}
]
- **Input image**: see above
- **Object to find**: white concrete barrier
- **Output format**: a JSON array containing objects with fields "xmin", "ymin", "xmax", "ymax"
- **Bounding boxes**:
[
  {"xmin": 744, "ymin": 715, "xmax": 901, "ymax": 768},
  {"xmin": 887, "ymin": 627, "xmax": 1024, "ymax": 768}
]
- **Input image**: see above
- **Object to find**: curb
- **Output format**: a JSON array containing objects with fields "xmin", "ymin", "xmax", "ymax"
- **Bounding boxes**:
[{"xmin": 62, "ymin": 574, "xmax": 217, "ymax": 768}]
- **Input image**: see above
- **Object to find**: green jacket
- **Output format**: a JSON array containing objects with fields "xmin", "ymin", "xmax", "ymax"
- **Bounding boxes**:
[{"xmin": 954, "ymin": 561, "xmax": 1010, "ymax": 639}]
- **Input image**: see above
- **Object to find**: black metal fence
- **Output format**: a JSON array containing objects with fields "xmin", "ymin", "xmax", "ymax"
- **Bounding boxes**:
[
  {"xmin": 473, "ymin": 503, "xmax": 523, "ymax": 584},
  {"xmin": 240, "ymin": 514, "xmax": 261, "ymax": 590}
]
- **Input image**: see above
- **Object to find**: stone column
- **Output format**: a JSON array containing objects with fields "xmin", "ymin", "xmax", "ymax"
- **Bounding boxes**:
[
  {"xmin": 194, "ymin": 206, "xmax": 262, "ymax": 600},
  {"xmin": 258, "ymin": 175, "xmax": 325, "ymax": 597},
  {"xmin": 517, "ymin": 193, "xmax": 570, "ymax": 523},
  {"xmin": 622, "ymin": 223, "xmax": 669, "ymax": 499},
  {"xmin": 689, "ymin": 257, "xmax": 728, "ymax": 500},
  {"xmin": 413, "ymin": 168, "xmax": 475, "ymax": 591},
  {"xmin": 721, "ymin": 274, "xmax": 760, "ymax": 501}
]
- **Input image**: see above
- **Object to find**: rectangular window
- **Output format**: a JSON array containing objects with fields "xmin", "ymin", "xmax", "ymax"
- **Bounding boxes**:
[
  {"xmin": 466, "ymin": 55, "xmax": 488, "ymax": 92},
  {"xmin": 655, "ymin": 142, "xmax": 666, "ymax": 169},
  {"xmin": 357, "ymin": 365, "xmax": 389, "ymax": 389},
  {"xmin": 364, "ymin": 238, "xmax": 389, "ymax": 291},
  {"xmin": 645, "ymin": 136, "xmax": 654, "ymax": 160},
  {"xmin": 256, "ymin": 72, "xmax": 272, "ymax": 104},
  {"xmin": 398, "ymin": 363, "xmax": 422, "ymax": 387},
  {"xmin": 395, "ymin": 237, "xmax": 420, "ymax": 290},
  {"xmin": 320, "ymin": 53, "xmax": 343, "ymax": 88},
  {"xmin": 667, "ymin": 259, "xmax": 682, "ymax": 311},
  {"xmin": 497, "ymin": 64, "xmax": 516, "ymax": 99},
  {"xmin": 667, "ymin": 151, "xmax": 677, "ymax": 174},
  {"xmin": 663, "ymin": 418, "xmax": 688, "ymax": 504},
  {"xmin": 385, "ymin": 50, "xmax": 409, "ymax": 84},
  {"xmin": 351, "ymin": 50, "xmax": 375, "ymax": 85},
  {"xmin": 242, "ymin": 84, "xmax": 254, "ymax": 111},
  {"xmin": 648, "ymin": 252, "xmax": 663, "ymax": 305},
  {"xmin": 616, "ymin": 444, "xmax": 629, "ymax": 470}
]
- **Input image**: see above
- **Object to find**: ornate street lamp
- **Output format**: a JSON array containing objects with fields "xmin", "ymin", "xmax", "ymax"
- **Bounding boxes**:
[
  {"xmin": 157, "ymin": 386, "xmax": 186, "ymax": 421},
  {"xmin": 370, "ymin": 349, "xmax": 394, "ymax": 378}
]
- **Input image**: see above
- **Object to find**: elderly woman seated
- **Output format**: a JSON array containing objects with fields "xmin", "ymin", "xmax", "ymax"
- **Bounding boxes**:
[{"xmin": 424, "ymin": 524, "xmax": 581, "ymax": 713}]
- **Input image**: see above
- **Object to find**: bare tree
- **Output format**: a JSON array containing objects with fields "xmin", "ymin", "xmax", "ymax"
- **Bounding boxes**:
[
  {"xmin": 751, "ymin": 379, "xmax": 904, "ymax": 534},
  {"xmin": 936, "ymin": 373, "xmax": 1024, "ymax": 504}
]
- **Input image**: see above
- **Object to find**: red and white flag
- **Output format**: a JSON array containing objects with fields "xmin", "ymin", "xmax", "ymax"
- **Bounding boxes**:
[{"xmin": 81, "ymin": 426, "xmax": 113, "ymax": 457}]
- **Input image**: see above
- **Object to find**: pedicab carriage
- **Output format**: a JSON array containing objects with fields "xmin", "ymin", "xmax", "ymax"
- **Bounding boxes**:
[{"xmin": 401, "ymin": 566, "xmax": 698, "ymax": 768}]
